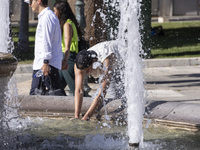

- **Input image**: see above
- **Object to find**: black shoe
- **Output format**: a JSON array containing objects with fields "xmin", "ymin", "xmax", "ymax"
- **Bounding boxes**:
[{"xmin": 84, "ymin": 91, "xmax": 91, "ymax": 97}]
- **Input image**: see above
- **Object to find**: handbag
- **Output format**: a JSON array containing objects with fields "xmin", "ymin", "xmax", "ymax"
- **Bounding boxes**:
[{"xmin": 34, "ymin": 75, "xmax": 63, "ymax": 96}]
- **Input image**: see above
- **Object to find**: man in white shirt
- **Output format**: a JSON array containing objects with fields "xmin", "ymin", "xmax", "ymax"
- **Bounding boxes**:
[{"xmin": 28, "ymin": 0, "xmax": 64, "ymax": 95}]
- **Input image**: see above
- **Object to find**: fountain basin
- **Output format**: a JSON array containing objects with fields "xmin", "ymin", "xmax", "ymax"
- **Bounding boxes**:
[
  {"xmin": 0, "ymin": 52, "xmax": 17, "ymax": 101},
  {"xmin": 18, "ymin": 95, "xmax": 126, "ymax": 120},
  {"xmin": 7, "ymin": 116, "xmax": 200, "ymax": 150},
  {"xmin": 0, "ymin": 52, "xmax": 17, "ymax": 77}
]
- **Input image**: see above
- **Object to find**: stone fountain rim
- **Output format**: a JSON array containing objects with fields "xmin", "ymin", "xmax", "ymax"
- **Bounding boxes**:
[{"xmin": 0, "ymin": 52, "xmax": 17, "ymax": 65}]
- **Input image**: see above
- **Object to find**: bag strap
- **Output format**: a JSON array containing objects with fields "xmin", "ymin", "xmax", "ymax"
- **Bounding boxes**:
[
  {"xmin": 38, "ymin": 75, "xmax": 44, "ymax": 90},
  {"xmin": 39, "ymin": 75, "xmax": 54, "ymax": 90},
  {"xmin": 43, "ymin": 75, "xmax": 54, "ymax": 92}
]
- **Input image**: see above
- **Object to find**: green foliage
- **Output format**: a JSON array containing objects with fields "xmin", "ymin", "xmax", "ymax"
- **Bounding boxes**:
[
  {"xmin": 11, "ymin": 26, "xmax": 36, "ymax": 61},
  {"xmin": 151, "ymin": 21, "xmax": 200, "ymax": 58},
  {"xmin": 11, "ymin": 21, "xmax": 200, "ymax": 61}
]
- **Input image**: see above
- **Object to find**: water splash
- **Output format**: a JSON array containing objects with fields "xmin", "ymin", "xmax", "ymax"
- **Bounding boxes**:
[
  {"xmin": 0, "ymin": 0, "xmax": 10, "ymax": 53},
  {"xmin": 92, "ymin": 0, "xmax": 145, "ymax": 145},
  {"xmin": 0, "ymin": 0, "xmax": 145, "ymax": 148},
  {"xmin": 103, "ymin": 0, "xmax": 120, "ymax": 40},
  {"xmin": 117, "ymin": 0, "xmax": 145, "ymax": 145},
  {"xmin": 0, "ymin": 1, "xmax": 21, "ymax": 149}
]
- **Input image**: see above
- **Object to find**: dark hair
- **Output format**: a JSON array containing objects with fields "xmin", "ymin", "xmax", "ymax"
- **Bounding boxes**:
[
  {"xmin": 76, "ymin": 49, "xmax": 97, "ymax": 69},
  {"xmin": 53, "ymin": 1, "xmax": 82, "ymax": 38},
  {"xmin": 41, "ymin": 0, "xmax": 48, "ymax": 6}
]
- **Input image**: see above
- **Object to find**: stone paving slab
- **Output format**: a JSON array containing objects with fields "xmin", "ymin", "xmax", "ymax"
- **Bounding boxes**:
[{"xmin": 145, "ymin": 101, "xmax": 200, "ymax": 125}]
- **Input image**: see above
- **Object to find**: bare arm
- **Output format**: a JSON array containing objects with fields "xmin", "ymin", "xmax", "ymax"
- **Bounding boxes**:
[
  {"xmin": 62, "ymin": 23, "xmax": 73, "ymax": 70},
  {"xmin": 82, "ymin": 55, "xmax": 113, "ymax": 120},
  {"xmin": 74, "ymin": 64, "xmax": 85, "ymax": 118}
]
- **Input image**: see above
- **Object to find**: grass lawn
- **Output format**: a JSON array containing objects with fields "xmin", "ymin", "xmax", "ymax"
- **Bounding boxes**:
[
  {"xmin": 151, "ymin": 21, "xmax": 200, "ymax": 58},
  {"xmin": 11, "ymin": 21, "xmax": 200, "ymax": 62}
]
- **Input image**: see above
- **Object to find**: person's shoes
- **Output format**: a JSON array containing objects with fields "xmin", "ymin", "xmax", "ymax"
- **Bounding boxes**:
[
  {"xmin": 67, "ymin": 91, "xmax": 74, "ymax": 96},
  {"xmin": 84, "ymin": 84, "xmax": 92, "ymax": 93},
  {"xmin": 84, "ymin": 91, "xmax": 91, "ymax": 97},
  {"xmin": 67, "ymin": 93, "xmax": 74, "ymax": 96}
]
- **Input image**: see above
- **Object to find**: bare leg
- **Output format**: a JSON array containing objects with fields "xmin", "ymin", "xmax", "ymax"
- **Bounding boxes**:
[
  {"xmin": 74, "ymin": 66, "xmax": 85, "ymax": 118},
  {"xmin": 74, "ymin": 91, "xmax": 83, "ymax": 118}
]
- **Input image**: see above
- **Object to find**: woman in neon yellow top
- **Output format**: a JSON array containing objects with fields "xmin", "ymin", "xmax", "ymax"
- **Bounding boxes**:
[
  {"xmin": 54, "ymin": 1, "xmax": 82, "ymax": 95},
  {"xmin": 61, "ymin": 19, "xmax": 79, "ymax": 54}
]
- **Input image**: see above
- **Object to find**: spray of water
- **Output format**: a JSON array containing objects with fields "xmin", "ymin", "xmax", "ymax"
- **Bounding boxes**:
[
  {"xmin": 0, "ymin": 0, "xmax": 10, "ymax": 53},
  {"xmin": 118, "ymin": 0, "xmax": 145, "ymax": 145},
  {"xmin": 92, "ymin": 0, "xmax": 145, "ymax": 146},
  {"xmin": 0, "ymin": 0, "xmax": 145, "ymax": 148},
  {"xmin": 0, "ymin": 0, "xmax": 19, "ymax": 125},
  {"xmin": 0, "ymin": 2, "xmax": 23, "ymax": 149},
  {"xmin": 102, "ymin": 0, "xmax": 145, "ymax": 145}
]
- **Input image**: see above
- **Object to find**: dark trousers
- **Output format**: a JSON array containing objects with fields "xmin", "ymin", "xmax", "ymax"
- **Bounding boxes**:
[
  {"xmin": 30, "ymin": 65, "xmax": 65, "ymax": 95},
  {"xmin": 59, "ymin": 52, "xmax": 76, "ymax": 95}
]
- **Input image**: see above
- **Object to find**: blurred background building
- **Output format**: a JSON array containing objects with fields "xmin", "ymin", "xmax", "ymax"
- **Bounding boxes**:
[
  {"xmin": 10, "ymin": 0, "xmax": 200, "ymax": 23},
  {"xmin": 152, "ymin": 0, "xmax": 200, "ymax": 22},
  {"xmin": 9, "ymin": 0, "xmax": 200, "ymax": 48}
]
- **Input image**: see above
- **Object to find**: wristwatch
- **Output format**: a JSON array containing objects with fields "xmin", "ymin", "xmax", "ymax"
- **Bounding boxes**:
[{"xmin": 43, "ymin": 59, "xmax": 49, "ymax": 64}]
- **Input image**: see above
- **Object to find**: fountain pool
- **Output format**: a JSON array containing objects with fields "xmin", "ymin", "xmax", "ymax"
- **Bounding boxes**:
[
  {"xmin": 1, "ymin": 0, "xmax": 200, "ymax": 149},
  {"xmin": 1, "ymin": 117, "xmax": 199, "ymax": 149}
]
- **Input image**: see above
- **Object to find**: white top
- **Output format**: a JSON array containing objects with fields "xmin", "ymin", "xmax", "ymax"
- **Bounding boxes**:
[
  {"xmin": 88, "ymin": 40, "xmax": 124, "ymax": 78},
  {"xmin": 33, "ymin": 7, "xmax": 62, "ymax": 70},
  {"xmin": 88, "ymin": 40, "xmax": 119, "ymax": 63}
]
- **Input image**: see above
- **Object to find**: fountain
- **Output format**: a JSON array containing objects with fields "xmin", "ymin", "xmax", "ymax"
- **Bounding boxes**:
[
  {"xmin": 0, "ymin": 0, "xmax": 17, "ymax": 88},
  {"xmin": 0, "ymin": 0, "xmax": 144, "ymax": 148},
  {"xmin": 0, "ymin": 1, "xmax": 17, "ymax": 111},
  {"xmin": 118, "ymin": 0, "xmax": 145, "ymax": 147},
  {"xmin": 0, "ymin": 0, "xmax": 154, "ymax": 149},
  {"xmin": 0, "ymin": 0, "xmax": 18, "ymax": 149},
  {"xmin": 1, "ymin": 0, "xmax": 200, "ymax": 150}
]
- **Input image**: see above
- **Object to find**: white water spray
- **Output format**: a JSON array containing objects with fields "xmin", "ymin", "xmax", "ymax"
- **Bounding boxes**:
[
  {"xmin": 0, "ymin": 0, "xmax": 10, "ymax": 53},
  {"xmin": 118, "ymin": 0, "xmax": 145, "ymax": 145},
  {"xmin": 0, "ymin": 0, "xmax": 20, "ymax": 131},
  {"xmin": 102, "ymin": 0, "xmax": 145, "ymax": 145}
]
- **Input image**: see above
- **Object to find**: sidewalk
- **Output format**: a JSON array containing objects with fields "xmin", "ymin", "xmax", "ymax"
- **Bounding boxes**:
[{"xmin": 15, "ymin": 57, "xmax": 200, "ymax": 129}]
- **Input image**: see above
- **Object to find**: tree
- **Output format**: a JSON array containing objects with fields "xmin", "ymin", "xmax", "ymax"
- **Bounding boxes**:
[
  {"xmin": 139, "ymin": 0, "xmax": 151, "ymax": 58},
  {"xmin": 16, "ymin": 0, "xmax": 29, "ymax": 59}
]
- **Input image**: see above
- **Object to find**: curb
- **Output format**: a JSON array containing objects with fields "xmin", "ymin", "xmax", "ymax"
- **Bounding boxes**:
[
  {"xmin": 144, "ymin": 57, "xmax": 200, "ymax": 67},
  {"xmin": 16, "ymin": 57, "xmax": 200, "ymax": 74},
  {"xmin": 145, "ymin": 101, "xmax": 200, "ymax": 125}
]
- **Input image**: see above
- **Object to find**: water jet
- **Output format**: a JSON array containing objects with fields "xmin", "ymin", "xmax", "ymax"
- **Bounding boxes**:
[
  {"xmin": 2, "ymin": 0, "xmax": 200, "ymax": 149},
  {"xmin": 0, "ymin": 1, "xmax": 18, "ymax": 111}
]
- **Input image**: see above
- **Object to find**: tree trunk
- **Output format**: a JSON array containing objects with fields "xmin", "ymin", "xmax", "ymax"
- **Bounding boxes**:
[
  {"xmin": 140, "ymin": 0, "xmax": 151, "ymax": 58},
  {"xmin": 17, "ymin": 0, "xmax": 29, "ymax": 55}
]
